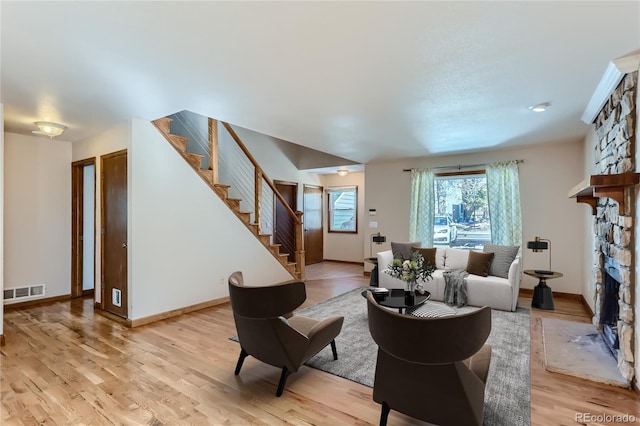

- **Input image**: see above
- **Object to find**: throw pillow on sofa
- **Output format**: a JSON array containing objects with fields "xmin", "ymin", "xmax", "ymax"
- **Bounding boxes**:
[
  {"xmin": 466, "ymin": 251, "xmax": 495, "ymax": 277},
  {"xmin": 412, "ymin": 247, "xmax": 437, "ymax": 268},
  {"xmin": 391, "ymin": 241, "xmax": 421, "ymax": 260},
  {"xmin": 444, "ymin": 248, "xmax": 469, "ymax": 270},
  {"xmin": 483, "ymin": 244, "xmax": 519, "ymax": 278}
]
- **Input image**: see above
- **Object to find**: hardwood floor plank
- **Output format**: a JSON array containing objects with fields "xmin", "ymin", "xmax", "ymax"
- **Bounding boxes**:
[{"xmin": 2, "ymin": 263, "xmax": 638, "ymax": 425}]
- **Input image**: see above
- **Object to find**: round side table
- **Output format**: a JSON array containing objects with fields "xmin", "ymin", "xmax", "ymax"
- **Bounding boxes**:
[{"xmin": 524, "ymin": 269, "xmax": 563, "ymax": 310}]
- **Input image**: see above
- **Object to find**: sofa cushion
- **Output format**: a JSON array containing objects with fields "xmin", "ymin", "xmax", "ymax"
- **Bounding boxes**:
[
  {"xmin": 483, "ymin": 244, "xmax": 519, "ymax": 279},
  {"xmin": 391, "ymin": 241, "xmax": 421, "ymax": 260},
  {"xmin": 412, "ymin": 247, "xmax": 437, "ymax": 269},
  {"xmin": 466, "ymin": 251, "xmax": 495, "ymax": 277},
  {"xmin": 435, "ymin": 248, "xmax": 446, "ymax": 269},
  {"xmin": 444, "ymin": 248, "xmax": 469, "ymax": 270}
]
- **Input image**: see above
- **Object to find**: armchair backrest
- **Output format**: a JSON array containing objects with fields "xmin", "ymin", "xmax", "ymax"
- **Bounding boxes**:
[
  {"xmin": 366, "ymin": 291, "xmax": 491, "ymax": 364},
  {"xmin": 228, "ymin": 271, "xmax": 306, "ymax": 318}
]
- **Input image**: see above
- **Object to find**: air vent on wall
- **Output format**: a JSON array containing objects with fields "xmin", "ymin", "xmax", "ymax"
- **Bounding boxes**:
[{"xmin": 3, "ymin": 284, "xmax": 46, "ymax": 302}]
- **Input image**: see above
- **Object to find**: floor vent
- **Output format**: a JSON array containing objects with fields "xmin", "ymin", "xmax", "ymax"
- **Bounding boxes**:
[{"xmin": 3, "ymin": 284, "xmax": 46, "ymax": 302}]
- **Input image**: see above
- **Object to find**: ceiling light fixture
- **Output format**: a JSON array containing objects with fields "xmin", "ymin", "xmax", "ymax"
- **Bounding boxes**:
[
  {"xmin": 528, "ymin": 102, "xmax": 551, "ymax": 113},
  {"xmin": 337, "ymin": 168, "xmax": 349, "ymax": 177},
  {"xmin": 32, "ymin": 121, "xmax": 66, "ymax": 138}
]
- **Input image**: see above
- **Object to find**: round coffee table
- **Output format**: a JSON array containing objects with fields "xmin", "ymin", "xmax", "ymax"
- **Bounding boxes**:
[{"xmin": 363, "ymin": 288, "xmax": 431, "ymax": 314}]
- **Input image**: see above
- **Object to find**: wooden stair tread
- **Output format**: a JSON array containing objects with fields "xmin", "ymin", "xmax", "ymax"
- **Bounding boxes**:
[
  {"xmin": 184, "ymin": 152, "xmax": 204, "ymax": 159},
  {"xmin": 152, "ymin": 117, "xmax": 173, "ymax": 133}
]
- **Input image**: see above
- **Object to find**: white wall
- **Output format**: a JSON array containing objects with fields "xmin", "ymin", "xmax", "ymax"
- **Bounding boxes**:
[
  {"xmin": 227, "ymin": 124, "xmax": 322, "ymax": 205},
  {"xmin": 321, "ymin": 171, "xmax": 365, "ymax": 263},
  {"xmin": 582, "ymin": 127, "xmax": 598, "ymax": 312},
  {"xmin": 72, "ymin": 124, "xmax": 129, "ymax": 303},
  {"xmin": 365, "ymin": 139, "xmax": 586, "ymax": 294},
  {"xmin": 1, "ymin": 105, "xmax": 4, "ymax": 336},
  {"xmin": 4, "ymin": 132, "xmax": 72, "ymax": 302},
  {"xmin": 128, "ymin": 119, "xmax": 292, "ymax": 320}
]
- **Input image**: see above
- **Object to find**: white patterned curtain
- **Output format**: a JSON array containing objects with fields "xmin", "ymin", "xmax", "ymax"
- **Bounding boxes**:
[
  {"xmin": 486, "ymin": 161, "xmax": 522, "ymax": 247},
  {"xmin": 409, "ymin": 169, "xmax": 435, "ymax": 246}
]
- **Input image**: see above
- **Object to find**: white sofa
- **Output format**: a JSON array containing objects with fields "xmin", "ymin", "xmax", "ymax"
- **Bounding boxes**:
[{"xmin": 377, "ymin": 247, "xmax": 521, "ymax": 311}]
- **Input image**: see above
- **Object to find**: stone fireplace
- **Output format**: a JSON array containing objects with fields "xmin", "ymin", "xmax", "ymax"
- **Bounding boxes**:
[{"xmin": 591, "ymin": 71, "xmax": 637, "ymax": 382}]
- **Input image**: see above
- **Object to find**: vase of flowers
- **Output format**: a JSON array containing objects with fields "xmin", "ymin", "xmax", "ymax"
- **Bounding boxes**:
[{"xmin": 385, "ymin": 251, "xmax": 435, "ymax": 296}]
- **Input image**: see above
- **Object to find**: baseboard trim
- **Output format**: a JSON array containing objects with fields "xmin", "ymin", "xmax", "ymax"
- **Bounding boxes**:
[
  {"xmin": 4, "ymin": 294, "xmax": 72, "ymax": 310},
  {"xmin": 518, "ymin": 288, "xmax": 582, "ymax": 301},
  {"xmin": 321, "ymin": 259, "xmax": 365, "ymax": 266},
  {"xmin": 94, "ymin": 308, "xmax": 130, "ymax": 326},
  {"xmin": 128, "ymin": 297, "xmax": 230, "ymax": 328},
  {"xmin": 581, "ymin": 295, "xmax": 595, "ymax": 318},
  {"xmin": 0, "ymin": 334, "xmax": 5, "ymax": 346}
]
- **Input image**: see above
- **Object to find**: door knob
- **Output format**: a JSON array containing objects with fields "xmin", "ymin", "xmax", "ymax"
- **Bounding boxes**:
[{"xmin": 122, "ymin": 242, "xmax": 127, "ymax": 248}]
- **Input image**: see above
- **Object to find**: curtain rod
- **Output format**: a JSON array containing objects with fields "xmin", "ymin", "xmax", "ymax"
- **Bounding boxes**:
[{"xmin": 402, "ymin": 159, "xmax": 524, "ymax": 172}]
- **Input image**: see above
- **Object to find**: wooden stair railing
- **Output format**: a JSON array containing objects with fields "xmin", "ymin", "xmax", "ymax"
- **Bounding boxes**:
[{"xmin": 152, "ymin": 116, "xmax": 305, "ymax": 280}]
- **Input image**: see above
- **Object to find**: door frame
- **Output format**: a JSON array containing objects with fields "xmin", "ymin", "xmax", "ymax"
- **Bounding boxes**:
[
  {"xmin": 100, "ymin": 149, "xmax": 128, "ymax": 315},
  {"xmin": 71, "ymin": 157, "xmax": 96, "ymax": 298}
]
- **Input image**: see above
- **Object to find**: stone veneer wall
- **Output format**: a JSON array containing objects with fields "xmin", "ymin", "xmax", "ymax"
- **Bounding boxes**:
[{"xmin": 592, "ymin": 72, "xmax": 637, "ymax": 381}]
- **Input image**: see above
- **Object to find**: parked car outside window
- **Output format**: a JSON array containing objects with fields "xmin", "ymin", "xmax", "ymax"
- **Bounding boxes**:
[{"xmin": 434, "ymin": 216, "xmax": 457, "ymax": 244}]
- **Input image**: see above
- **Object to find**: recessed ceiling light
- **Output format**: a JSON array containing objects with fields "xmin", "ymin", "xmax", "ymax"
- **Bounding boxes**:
[{"xmin": 528, "ymin": 102, "xmax": 551, "ymax": 113}]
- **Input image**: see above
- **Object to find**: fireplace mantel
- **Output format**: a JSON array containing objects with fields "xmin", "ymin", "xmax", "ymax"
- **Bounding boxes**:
[{"xmin": 569, "ymin": 172, "xmax": 640, "ymax": 214}]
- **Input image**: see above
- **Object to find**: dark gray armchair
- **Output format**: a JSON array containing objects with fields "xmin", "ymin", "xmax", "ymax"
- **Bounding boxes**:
[
  {"xmin": 228, "ymin": 271, "xmax": 344, "ymax": 396},
  {"xmin": 366, "ymin": 291, "xmax": 492, "ymax": 425}
]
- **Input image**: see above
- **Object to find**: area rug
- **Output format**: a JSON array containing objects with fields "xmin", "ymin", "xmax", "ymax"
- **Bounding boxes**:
[
  {"xmin": 297, "ymin": 288, "xmax": 531, "ymax": 426},
  {"xmin": 541, "ymin": 317, "xmax": 629, "ymax": 388}
]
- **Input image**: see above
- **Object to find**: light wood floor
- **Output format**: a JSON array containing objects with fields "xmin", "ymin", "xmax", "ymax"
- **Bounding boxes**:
[{"xmin": 1, "ymin": 261, "xmax": 639, "ymax": 425}]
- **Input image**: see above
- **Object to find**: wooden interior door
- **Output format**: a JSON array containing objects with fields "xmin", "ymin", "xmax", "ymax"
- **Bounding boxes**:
[
  {"xmin": 274, "ymin": 181, "xmax": 297, "ymax": 263},
  {"xmin": 303, "ymin": 185, "xmax": 323, "ymax": 264},
  {"xmin": 101, "ymin": 150, "xmax": 128, "ymax": 318}
]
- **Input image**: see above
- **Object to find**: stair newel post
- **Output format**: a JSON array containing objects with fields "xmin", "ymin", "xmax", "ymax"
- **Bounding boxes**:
[
  {"xmin": 208, "ymin": 118, "xmax": 219, "ymax": 184},
  {"xmin": 294, "ymin": 211, "xmax": 305, "ymax": 280},
  {"xmin": 254, "ymin": 169, "xmax": 262, "ymax": 230}
]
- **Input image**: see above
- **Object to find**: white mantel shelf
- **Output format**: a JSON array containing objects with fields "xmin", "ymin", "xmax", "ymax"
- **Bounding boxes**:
[{"xmin": 569, "ymin": 172, "xmax": 640, "ymax": 214}]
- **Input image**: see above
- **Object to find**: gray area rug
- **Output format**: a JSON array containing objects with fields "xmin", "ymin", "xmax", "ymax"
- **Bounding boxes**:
[
  {"xmin": 296, "ymin": 288, "xmax": 531, "ymax": 426},
  {"xmin": 542, "ymin": 317, "xmax": 629, "ymax": 388}
]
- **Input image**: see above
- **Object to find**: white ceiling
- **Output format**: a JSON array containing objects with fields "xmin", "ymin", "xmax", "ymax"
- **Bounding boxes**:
[{"xmin": 2, "ymin": 2, "xmax": 639, "ymax": 165}]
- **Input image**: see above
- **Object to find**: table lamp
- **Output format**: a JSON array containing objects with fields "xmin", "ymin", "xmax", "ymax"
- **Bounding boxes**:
[
  {"xmin": 527, "ymin": 236, "xmax": 552, "ymax": 274},
  {"xmin": 370, "ymin": 233, "xmax": 386, "ymax": 259}
]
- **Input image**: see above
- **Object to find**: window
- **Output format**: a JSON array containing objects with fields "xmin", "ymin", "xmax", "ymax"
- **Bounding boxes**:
[
  {"xmin": 434, "ymin": 172, "xmax": 491, "ymax": 249},
  {"xmin": 327, "ymin": 186, "xmax": 357, "ymax": 233}
]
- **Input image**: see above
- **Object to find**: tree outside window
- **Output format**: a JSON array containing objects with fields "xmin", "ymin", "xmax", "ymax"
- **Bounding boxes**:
[{"xmin": 327, "ymin": 186, "xmax": 357, "ymax": 233}]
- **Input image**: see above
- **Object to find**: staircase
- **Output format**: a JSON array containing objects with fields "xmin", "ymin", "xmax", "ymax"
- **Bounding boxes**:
[{"xmin": 152, "ymin": 115, "xmax": 304, "ymax": 279}]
